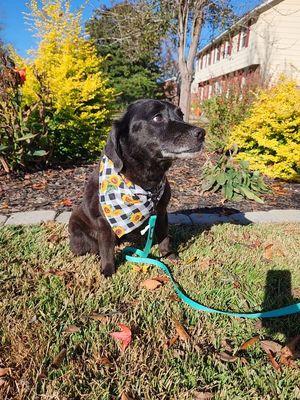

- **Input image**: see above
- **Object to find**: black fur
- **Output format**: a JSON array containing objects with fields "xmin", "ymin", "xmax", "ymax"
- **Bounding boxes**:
[{"xmin": 68, "ymin": 99, "xmax": 205, "ymax": 276}]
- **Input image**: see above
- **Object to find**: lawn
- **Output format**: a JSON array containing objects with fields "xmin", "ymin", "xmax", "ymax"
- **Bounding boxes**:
[{"xmin": 1, "ymin": 221, "xmax": 300, "ymax": 399}]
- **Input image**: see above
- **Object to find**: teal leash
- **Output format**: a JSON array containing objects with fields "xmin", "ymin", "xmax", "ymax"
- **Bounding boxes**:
[{"xmin": 123, "ymin": 215, "xmax": 300, "ymax": 319}]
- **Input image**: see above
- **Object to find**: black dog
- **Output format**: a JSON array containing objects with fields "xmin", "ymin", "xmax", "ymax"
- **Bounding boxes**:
[{"xmin": 68, "ymin": 99, "xmax": 205, "ymax": 276}]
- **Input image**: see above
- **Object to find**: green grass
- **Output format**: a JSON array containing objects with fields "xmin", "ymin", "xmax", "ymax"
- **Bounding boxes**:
[{"xmin": 1, "ymin": 222, "xmax": 300, "ymax": 399}]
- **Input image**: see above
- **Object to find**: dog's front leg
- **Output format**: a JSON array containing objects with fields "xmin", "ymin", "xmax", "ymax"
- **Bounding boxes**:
[
  {"xmin": 155, "ymin": 212, "xmax": 177, "ymax": 260},
  {"xmin": 97, "ymin": 221, "xmax": 116, "ymax": 277}
]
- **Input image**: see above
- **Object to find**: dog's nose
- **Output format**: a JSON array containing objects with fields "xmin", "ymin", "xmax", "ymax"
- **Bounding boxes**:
[{"xmin": 192, "ymin": 127, "xmax": 206, "ymax": 141}]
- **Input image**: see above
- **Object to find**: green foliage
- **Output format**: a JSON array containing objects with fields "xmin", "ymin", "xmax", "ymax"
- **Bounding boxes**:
[
  {"xmin": 229, "ymin": 79, "xmax": 300, "ymax": 181},
  {"xmin": 86, "ymin": 2, "xmax": 165, "ymax": 110},
  {"xmin": 201, "ymin": 153, "xmax": 269, "ymax": 203},
  {"xmin": 201, "ymin": 80, "xmax": 260, "ymax": 151}
]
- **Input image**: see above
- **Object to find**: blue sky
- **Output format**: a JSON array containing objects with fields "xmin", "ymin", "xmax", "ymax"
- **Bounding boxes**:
[{"xmin": 0, "ymin": 0, "xmax": 262, "ymax": 58}]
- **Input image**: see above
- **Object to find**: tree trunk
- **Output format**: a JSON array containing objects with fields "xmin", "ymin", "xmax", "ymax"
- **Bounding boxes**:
[{"xmin": 179, "ymin": 72, "xmax": 192, "ymax": 122}]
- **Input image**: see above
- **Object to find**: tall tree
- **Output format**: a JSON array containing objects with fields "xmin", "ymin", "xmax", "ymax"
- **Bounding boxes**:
[{"xmin": 86, "ymin": 1, "xmax": 167, "ymax": 110}]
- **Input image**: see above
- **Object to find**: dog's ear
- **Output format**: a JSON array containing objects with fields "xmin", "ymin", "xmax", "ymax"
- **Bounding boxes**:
[{"xmin": 104, "ymin": 119, "xmax": 127, "ymax": 172}]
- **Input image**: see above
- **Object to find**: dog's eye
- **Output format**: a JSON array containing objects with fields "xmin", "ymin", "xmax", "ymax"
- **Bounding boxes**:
[{"xmin": 152, "ymin": 114, "xmax": 164, "ymax": 123}]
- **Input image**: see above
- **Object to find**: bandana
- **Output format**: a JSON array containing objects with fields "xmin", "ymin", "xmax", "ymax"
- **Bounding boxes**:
[{"xmin": 99, "ymin": 154, "xmax": 166, "ymax": 237}]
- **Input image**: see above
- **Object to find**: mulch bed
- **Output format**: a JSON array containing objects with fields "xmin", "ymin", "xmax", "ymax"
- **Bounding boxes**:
[{"xmin": 1, "ymin": 153, "xmax": 299, "ymax": 216}]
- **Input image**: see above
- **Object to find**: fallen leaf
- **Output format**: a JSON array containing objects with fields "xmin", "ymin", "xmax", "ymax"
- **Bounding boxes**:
[
  {"xmin": 264, "ymin": 243, "xmax": 274, "ymax": 260},
  {"xmin": 0, "ymin": 368, "xmax": 10, "ymax": 377},
  {"xmin": 217, "ymin": 352, "xmax": 238, "ymax": 362},
  {"xmin": 267, "ymin": 352, "xmax": 281, "ymax": 371},
  {"xmin": 110, "ymin": 324, "xmax": 132, "ymax": 351},
  {"xmin": 186, "ymin": 255, "xmax": 198, "ymax": 265},
  {"xmin": 240, "ymin": 336, "xmax": 259, "ymax": 350},
  {"xmin": 261, "ymin": 340, "xmax": 282, "ymax": 355},
  {"xmin": 90, "ymin": 313, "xmax": 109, "ymax": 323},
  {"xmin": 198, "ymin": 258, "xmax": 211, "ymax": 271},
  {"xmin": 121, "ymin": 391, "xmax": 133, "ymax": 400},
  {"xmin": 59, "ymin": 198, "xmax": 73, "ymax": 207},
  {"xmin": 47, "ymin": 233, "xmax": 60, "ymax": 243},
  {"xmin": 64, "ymin": 325, "xmax": 80, "ymax": 334},
  {"xmin": 139, "ymin": 279, "xmax": 162, "ymax": 290},
  {"xmin": 98, "ymin": 356, "xmax": 112, "ymax": 366},
  {"xmin": 221, "ymin": 339, "xmax": 233, "ymax": 353},
  {"xmin": 165, "ymin": 335, "xmax": 178, "ymax": 348},
  {"xmin": 52, "ymin": 348, "xmax": 67, "ymax": 368},
  {"xmin": 194, "ymin": 391, "xmax": 214, "ymax": 399},
  {"xmin": 0, "ymin": 379, "xmax": 6, "ymax": 387},
  {"xmin": 32, "ymin": 182, "xmax": 47, "ymax": 190},
  {"xmin": 132, "ymin": 265, "xmax": 143, "ymax": 272},
  {"xmin": 173, "ymin": 320, "xmax": 190, "ymax": 342},
  {"xmin": 169, "ymin": 294, "xmax": 181, "ymax": 302},
  {"xmin": 151, "ymin": 275, "xmax": 169, "ymax": 283}
]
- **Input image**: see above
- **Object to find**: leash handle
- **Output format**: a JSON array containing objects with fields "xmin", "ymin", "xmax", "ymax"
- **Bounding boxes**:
[{"xmin": 123, "ymin": 216, "xmax": 300, "ymax": 319}]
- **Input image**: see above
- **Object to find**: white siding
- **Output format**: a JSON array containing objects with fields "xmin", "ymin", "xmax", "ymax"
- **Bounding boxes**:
[{"xmin": 192, "ymin": 0, "xmax": 300, "ymax": 92}]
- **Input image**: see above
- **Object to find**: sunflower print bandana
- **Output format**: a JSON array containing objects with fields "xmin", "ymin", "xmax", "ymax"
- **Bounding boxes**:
[{"xmin": 99, "ymin": 154, "xmax": 166, "ymax": 238}]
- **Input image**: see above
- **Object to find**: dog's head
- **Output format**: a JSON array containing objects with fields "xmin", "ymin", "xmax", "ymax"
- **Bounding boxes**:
[{"xmin": 105, "ymin": 99, "xmax": 205, "ymax": 172}]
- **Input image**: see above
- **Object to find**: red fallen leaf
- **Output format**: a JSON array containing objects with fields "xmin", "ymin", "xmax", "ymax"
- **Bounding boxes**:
[
  {"xmin": 169, "ymin": 293, "xmax": 181, "ymax": 302},
  {"xmin": 121, "ymin": 391, "xmax": 133, "ymax": 400},
  {"xmin": 240, "ymin": 336, "xmax": 260, "ymax": 350},
  {"xmin": 110, "ymin": 324, "xmax": 132, "ymax": 351}
]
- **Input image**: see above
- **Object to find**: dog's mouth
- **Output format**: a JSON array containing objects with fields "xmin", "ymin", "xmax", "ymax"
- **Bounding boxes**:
[{"xmin": 161, "ymin": 143, "xmax": 204, "ymax": 159}]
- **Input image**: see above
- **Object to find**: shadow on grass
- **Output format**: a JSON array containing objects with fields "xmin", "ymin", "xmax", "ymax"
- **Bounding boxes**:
[{"xmin": 262, "ymin": 270, "xmax": 300, "ymax": 339}]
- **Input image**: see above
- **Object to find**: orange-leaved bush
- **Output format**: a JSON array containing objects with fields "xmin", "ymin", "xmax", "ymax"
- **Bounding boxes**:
[{"xmin": 228, "ymin": 79, "xmax": 300, "ymax": 181}]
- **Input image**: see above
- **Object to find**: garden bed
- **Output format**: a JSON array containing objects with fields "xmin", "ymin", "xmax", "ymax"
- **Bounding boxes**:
[{"xmin": 0, "ymin": 153, "xmax": 299, "ymax": 216}]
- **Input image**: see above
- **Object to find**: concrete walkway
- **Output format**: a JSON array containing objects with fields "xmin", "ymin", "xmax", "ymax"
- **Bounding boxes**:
[{"xmin": 1, "ymin": 209, "xmax": 300, "ymax": 226}]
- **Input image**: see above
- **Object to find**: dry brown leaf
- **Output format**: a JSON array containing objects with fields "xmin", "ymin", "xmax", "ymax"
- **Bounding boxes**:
[
  {"xmin": 139, "ymin": 279, "xmax": 162, "ymax": 290},
  {"xmin": 221, "ymin": 339, "xmax": 233, "ymax": 353},
  {"xmin": 63, "ymin": 325, "xmax": 80, "ymax": 334},
  {"xmin": 174, "ymin": 320, "xmax": 190, "ymax": 341},
  {"xmin": 194, "ymin": 391, "xmax": 214, "ymax": 399},
  {"xmin": 47, "ymin": 233, "xmax": 60, "ymax": 243},
  {"xmin": 121, "ymin": 391, "xmax": 133, "ymax": 400},
  {"xmin": 198, "ymin": 258, "xmax": 211, "ymax": 271},
  {"xmin": 90, "ymin": 313, "xmax": 109, "ymax": 323},
  {"xmin": 165, "ymin": 335, "xmax": 178, "ymax": 348},
  {"xmin": 264, "ymin": 243, "xmax": 274, "ymax": 260},
  {"xmin": 267, "ymin": 352, "xmax": 281, "ymax": 371},
  {"xmin": 151, "ymin": 275, "xmax": 169, "ymax": 283},
  {"xmin": 240, "ymin": 336, "xmax": 259, "ymax": 350},
  {"xmin": 0, "ymin": 368, "xmax": 10, "ymax": 377},
  {"xmin": 217, "ymin": 352, "xmax": 238, "ymax": 362},
  {"xmin": 169, "ymin": 294, "xmax": 181, "ymax": 302},
  {"xmin": 98, "ymin": 356, "xmax": 112, "ymax": 366},
  {"xmin": 261, "ymin": 340, "xmax": 282, "ymax": 355},
  {"xmin": 52, "ymin": 348, "xmax": 67, "ymax": 368}
]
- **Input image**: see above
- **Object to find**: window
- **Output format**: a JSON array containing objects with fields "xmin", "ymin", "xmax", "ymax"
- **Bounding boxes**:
[
  {"xmin": 241, "ymin": 22, "xmax": 251, "ymax": 48},
  {"xmin": 217, "ymin": 44, "xmax": 221, "ymax": 61},
  {"xmin": 237, "ymin": 31, "xmax": 241, "ymax": 51},
  {"xmin": 227, "ymin": 39, "xmax": 232, "ymax": 56},
  {"xmin": 200, "ymin": 56, "xmax": 203, "ymax": 70},
  {"xmin": 208, "ymin": 50, "xmax": 212, "ymax": 65}
]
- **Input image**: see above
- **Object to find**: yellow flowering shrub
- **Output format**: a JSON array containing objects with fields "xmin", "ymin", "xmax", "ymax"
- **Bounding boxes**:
[
  {"xmin": 228, "ymin": 80, "xmax": 300, "ymax": 181},
  {"xmin": 20, "ymin": 0, "xmax": 115, "ymax": 160}
]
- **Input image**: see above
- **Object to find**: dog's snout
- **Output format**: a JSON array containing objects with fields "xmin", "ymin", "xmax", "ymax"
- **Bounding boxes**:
[{"xmin": 192, "ymin": 127, "xmax": 205, "ymax": 141}]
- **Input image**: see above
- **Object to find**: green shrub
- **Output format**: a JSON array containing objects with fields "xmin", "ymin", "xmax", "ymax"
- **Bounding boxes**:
[
  {"xmin": 201, "ymin": 152, "xmax": 269, "ymax": 203},
  {"xmin": 201, "ymin": 80, "xmax": 260, "ymax": 152},
  {"xmin": 229, "ymin": 79, "xmax": 300, "ymax": 181}
]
